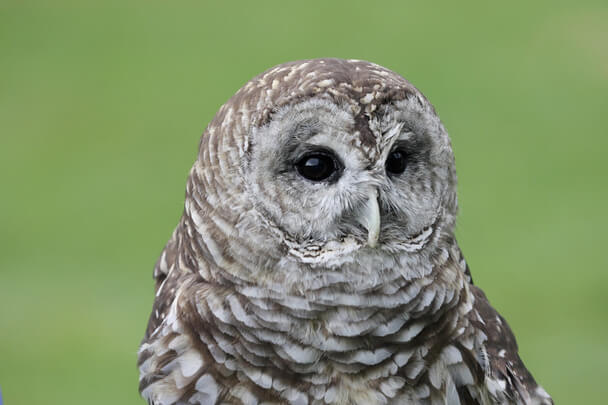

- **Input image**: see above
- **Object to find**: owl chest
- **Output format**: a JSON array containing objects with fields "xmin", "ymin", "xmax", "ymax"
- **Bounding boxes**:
[
  {"xmin": 140, "ymin": 299, "xmax": 476, "ymax": 405},
  {"xmin": 206, "ymin": 294, "xmax": 471, "ymax": 403},
  {"xmin": 224, "ymin": 334, "xmax": 468, "ymax": 405},
  {"xmin": 240, "ymin": 354, "xmax": 463, "ymax": 405}
]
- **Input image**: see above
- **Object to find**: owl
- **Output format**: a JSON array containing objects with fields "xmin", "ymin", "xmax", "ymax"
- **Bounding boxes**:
[{"xmin": 138, "ymin": 58, "xmax": 553, "ymax": 405}]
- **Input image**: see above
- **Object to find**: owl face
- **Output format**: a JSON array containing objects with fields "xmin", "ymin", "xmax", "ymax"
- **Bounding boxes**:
[
  {"xmin": 192, "ymin": 59, "xmax": 458, "ymax": 274},
  {"xmin": 242, "ymin": 92, "xmax": 457, "ymax": 264}
]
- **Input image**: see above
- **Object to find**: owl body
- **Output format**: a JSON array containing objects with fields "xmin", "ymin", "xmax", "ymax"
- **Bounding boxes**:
[{"xmin": 138, "ymin": 59, "xmax": 552, "ymax": 405}]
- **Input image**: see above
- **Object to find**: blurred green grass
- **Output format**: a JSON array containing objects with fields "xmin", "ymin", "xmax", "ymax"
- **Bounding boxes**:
[{"xmin": 1, "ymin": 0, "xmax": 607, "ymax": 403}]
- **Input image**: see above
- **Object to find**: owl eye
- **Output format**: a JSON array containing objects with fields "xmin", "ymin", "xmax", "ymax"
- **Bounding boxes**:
[
  {"xmin": 386, "ymin": 149, "xmax": 408, "ymax": 175},
  {"xmin": 295, "ymin": 151, "xmax": 341, "ymax": 182}
]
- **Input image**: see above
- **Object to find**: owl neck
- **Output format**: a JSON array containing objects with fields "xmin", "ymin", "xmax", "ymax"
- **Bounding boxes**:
[{"xmin": 175, "ymin": 212, "xmax": 474, "ymax": 378}]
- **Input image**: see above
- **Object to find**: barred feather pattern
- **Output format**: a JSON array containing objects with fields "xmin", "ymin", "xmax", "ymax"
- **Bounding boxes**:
[{"xmin": 138, "ymin": 59, "xmax": 552, "ymax": 405}]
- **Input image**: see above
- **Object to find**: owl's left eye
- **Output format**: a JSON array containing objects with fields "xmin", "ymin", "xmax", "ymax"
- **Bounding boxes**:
[
  {"xmin": 386, "ymin": 149, "xmax": 408, "ymax": 175},
  {"xmin": 295, "ymin": 151, "xmax": 341, "ymax": 182}
]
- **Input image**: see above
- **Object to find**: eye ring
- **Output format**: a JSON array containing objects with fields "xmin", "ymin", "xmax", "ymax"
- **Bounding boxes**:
[
  {"xmin": 295, "ymin": 151, "xmax": 342, "ymax": 182},
  {"xmin": 386, "ymin": 149, "xmax": 408, "ymax": 175}
]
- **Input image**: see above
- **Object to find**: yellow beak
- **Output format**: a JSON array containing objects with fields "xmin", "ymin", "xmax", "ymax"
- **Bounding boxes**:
[{"xmin": 358, "ymin": 190, "xmax": 380, "ymax": 248}]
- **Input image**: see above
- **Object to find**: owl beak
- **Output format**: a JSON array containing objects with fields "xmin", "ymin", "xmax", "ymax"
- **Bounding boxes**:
[{"xmin": 358, "ymin": 190, "xmax": 381, "ymax": 248}]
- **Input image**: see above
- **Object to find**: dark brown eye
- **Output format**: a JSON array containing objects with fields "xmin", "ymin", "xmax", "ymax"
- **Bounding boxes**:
[
  {"xmin": 386, "ymin": 150, "xmax": 407, "ymax": 175},
  {"xmin": 295, "ymin": 152, "xmax": 340, "ymax": 182}
]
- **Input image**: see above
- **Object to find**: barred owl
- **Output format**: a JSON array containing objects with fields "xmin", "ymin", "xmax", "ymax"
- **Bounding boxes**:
[{"xmin": 138, "ymin": 58, "xmax": 552, "ymax": 405}]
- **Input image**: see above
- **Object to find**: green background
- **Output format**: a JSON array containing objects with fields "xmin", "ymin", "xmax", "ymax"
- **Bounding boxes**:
[{"xmin": 1, "ymin": 1, "xmax": 606, "ymax": 403}]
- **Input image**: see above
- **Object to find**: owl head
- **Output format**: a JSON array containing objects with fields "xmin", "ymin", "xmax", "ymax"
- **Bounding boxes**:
[{"xmin": 186, "ymin": 59, "xmax": 457, "ymax": 286}]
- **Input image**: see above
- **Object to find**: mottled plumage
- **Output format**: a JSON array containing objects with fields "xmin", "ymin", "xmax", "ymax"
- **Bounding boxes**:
[{"xmin": 138, "ymin": 58, "xmax": 552, "ymax": 405}]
